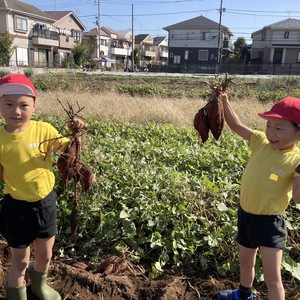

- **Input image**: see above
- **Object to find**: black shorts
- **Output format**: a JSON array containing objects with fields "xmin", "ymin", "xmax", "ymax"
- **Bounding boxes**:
[
  {"xmin": 0, "ymin": 191, "xmax": 57, "ymax": 248},
  {"xmin": 237, "ymin": 205, "xmax": 287, "ymax": 249}
]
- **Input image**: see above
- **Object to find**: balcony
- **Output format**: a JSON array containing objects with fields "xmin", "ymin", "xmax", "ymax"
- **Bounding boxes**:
[
  {"xmin": 141, "ymin": 50, "xmax": 156, "ymax": 58},
  {"xmin": 159, "ymin": 51, "xmax": 168, "ymax": 58},
  {"xmin": 111, "ymin": 47, "xmax": 129, "ymax": 56},
  {"xmin": 32, "ymin": 28, "xmax": 59, "ymax": 47}
]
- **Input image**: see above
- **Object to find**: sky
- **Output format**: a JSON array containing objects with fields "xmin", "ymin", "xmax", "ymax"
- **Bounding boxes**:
[{"xmin": 22, "ymin": 0, "xmax": 300, "ymax": 43}]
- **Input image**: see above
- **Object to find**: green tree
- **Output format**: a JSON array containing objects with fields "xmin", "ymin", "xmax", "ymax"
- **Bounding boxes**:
[
  {"xmin": 81, "ymin": 36, "xmax": 97, "ymax": 69},
  {"xmin": 233, "ymin": 37, "xmax": 249, "ymax": 61},
  {"xmin": 0, "ymin": 33, "xmax": 15, "ymax": 66},
  {"xmin": 71, "ymin": 43, "xmax": 87, "ymax": 67}
]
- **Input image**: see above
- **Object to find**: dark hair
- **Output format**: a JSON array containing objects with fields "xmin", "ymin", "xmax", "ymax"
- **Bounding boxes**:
[{"xmin": 291, "ymin": 121, "xmax": 300, "ymax": 130}]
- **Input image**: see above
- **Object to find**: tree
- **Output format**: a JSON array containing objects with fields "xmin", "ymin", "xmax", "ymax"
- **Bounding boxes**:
[
  {"xmin": 71, "ymin": 43, "xmax": 87, "ymax": 67},
  {"xmin": 81, "ymin": 36, "xmax": 97, "ymax": 69},
  {"xmin": 0, "ymin": 33, "xmax": 15, "ymax": 66},
  {"xmin": 233, "ymin": 37, "xmax": 250, "ymax": 62}
]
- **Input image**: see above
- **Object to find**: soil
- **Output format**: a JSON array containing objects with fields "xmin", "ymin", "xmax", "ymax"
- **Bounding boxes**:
[{"xmin": 0, "ymin": 240, "xmax": 280, "ymax": 300}]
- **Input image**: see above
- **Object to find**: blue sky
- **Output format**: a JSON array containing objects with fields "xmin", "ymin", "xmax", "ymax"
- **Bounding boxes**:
[{"xmin": 23, "ymin": 0, "xmax": 300, "ymax": 43}]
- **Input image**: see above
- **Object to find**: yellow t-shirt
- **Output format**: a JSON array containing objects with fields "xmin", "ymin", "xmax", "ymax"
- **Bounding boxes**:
[
  {"xmin": 0, "ymin": 120, "xmax": 69, "ymax": 201},
  {"xmin": 240, "ymin": 130, "xmax": 300, "ymax": 215}
]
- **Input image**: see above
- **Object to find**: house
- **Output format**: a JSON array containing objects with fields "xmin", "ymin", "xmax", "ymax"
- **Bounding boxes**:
[
  {"xmin": 0, "ymin": 0, "xmax": 57, "ymax": 66},
  {"xmin": 153, "ymin": 36, "xmax": 168, "ymax": 65},
  {"xmin": 84, "ymin": 27, "xmax": 110, "ymax": 59},
  {"xmin": 134, "ymin": 34, "xmax": 156, "ymax": 67},
  {"xmin": 44, "ymin": 11, "xmax": 86, "ymax": 65},
  {"xmin": 163, "ymin": 15, "xmax": 233, "ymax": 68},
  {"xmin": 251, "ymin": 18, "xmax": 300, "ymax": 64},
  {"xmin": 101, "ymin": 27, "xmax": 132, "ymax": 64},
  {"xmin": 0, "ymin": 0, "xmax": 86, "ymax": 67}
]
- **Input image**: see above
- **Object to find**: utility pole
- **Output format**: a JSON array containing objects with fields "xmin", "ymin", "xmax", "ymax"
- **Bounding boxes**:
[
  {"xmin": 131, "ymin": 4, "xmax": 135, "ymax": 71},
  {"xmin": 95, "ymin": 0, "xmax": 101, "ymax": 58},
  {"xmin": 216, "ymin": 0, "xmax": 223, "ymax": 73}
]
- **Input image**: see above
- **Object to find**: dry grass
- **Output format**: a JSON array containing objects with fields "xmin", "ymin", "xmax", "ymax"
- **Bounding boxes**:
[{"xmin": 35, "ymin": 91, "xmax": 270, "ymax": 130}]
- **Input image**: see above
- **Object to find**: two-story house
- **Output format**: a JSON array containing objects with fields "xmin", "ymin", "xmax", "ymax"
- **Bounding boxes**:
[
  {"xmin": 135, "ymin": 34, "xmax": 156, "ymax": 67},
  {"xmin": 163, "ymin": 15, "xmax": 233, "ymax": 68},
  {"xmin": 251, "ymin": 18, "xmax": 300, "ymax": 64},
  {"xmin": 0, "ymin": 0, "xmax": 57, "ymax": 66},
  {"xmin": 84, "ymin": 27, "xmax": 110, "ymax": 60},
  {"xmin": 153, "ymin": 36, "xmax": 168, "ymax": 65},
  {"xmin": 44, "ymin": 11, "xmax": 86, "ymax": 65},
  {"xmin": 101, "ymin": 27, "xmax": 132, "ymax": 65},
  {"xmin": 0, "ymin": 0, "xmax": 86, "ymax": 67}
]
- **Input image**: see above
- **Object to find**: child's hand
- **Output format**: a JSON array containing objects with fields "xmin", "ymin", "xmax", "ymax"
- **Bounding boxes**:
[
  {"xmin": 219, "ymin": 92, "xmax": 229, "ymax": 103},
  {"xmin": 68, "ymin": 118, "xmax": 87, "ymax": 132}
]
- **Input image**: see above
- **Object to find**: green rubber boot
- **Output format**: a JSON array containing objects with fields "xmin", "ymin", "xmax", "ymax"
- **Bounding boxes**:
[
  {"xmin": 27, "ymin": 267, "xmax": 61, "ymax": 300},
  {"xmin": 4, "ymin": 281, "xmax": 27, "ymax": 300}
]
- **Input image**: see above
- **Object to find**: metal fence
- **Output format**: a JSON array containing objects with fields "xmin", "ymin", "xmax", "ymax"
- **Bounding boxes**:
[{"xmin": 150, "ymin": 63, "xmax": 300, "ymax": 75}]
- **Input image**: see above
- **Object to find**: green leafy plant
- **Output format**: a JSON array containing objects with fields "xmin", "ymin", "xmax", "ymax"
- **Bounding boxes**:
[{"xmin": 29, "ymin": 117, "xmax": 298, "ymax": 282}]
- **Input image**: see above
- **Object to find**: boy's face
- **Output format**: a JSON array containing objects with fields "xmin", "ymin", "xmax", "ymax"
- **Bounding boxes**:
[
  {"xmin": 265, "ymin": 117, "xmax": 300, "ymax": 150},
  {"xmin": 0, "ymin": 94, "xmax": 36, "ymax": 133}
]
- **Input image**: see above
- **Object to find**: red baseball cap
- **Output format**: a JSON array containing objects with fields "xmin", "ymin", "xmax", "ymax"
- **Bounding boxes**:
[
  {"xmin": 258, "ymin": 97, "xmax": 300, "ymax": 126},
  {"xmin": 0, "ymin": 74, "xmax": 36, "ymax": 98}
]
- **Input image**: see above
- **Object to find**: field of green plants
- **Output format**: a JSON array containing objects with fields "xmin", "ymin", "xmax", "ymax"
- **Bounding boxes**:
[
  {"xmin": 34, "ymin": 115, "xmax": 300, "ymax": 284},
  {"xmin": 1, "ymin": 72, "xmax": 300, "ymax": 290}
]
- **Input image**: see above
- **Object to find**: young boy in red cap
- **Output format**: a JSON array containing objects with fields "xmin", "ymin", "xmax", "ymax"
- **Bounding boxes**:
[
  {"xmin": 217, "ymin": 95, "xmax": 300, "ymax": 300},
  {"xmin": 0, "ymin": 74, "xmax": 86, "ymax": 300}
]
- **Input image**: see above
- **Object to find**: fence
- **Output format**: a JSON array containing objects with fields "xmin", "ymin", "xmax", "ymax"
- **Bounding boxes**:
[
  {"xmin": 3, "ymin": 62, "xmax": 300, "ymax": 76},
  {"xmin": 150, "ymin": 62, "xmax": 300, "ymax": 75}
]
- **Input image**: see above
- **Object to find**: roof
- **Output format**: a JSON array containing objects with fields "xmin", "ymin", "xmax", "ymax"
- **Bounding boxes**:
[
  {"xmin": 101, "ymin": 26, "xmax": 127, "ymax": 41},
  {"xmin": 153, "ymin": 36, "xmax": 167, "ymax": 46},
  {"xmin": 251, "ymin": 18, "xmax": 300, "ymax": 36},
  {"xmin": 266, "ymin": 18, "xmax": 300, "ymax": 30},
  {"xmin": 163, "ymin": 15, "xmax": 232, "ymax": 35},
  {"xmin": 102, "ymin": 26, "xmax": 119, "ymax": 36},
  {"xmin": 45, "ymin": 11, "xmax": 86, "ymax": 30},
  {"xmin": 0, "ymin": 0, "xmax": 54, "ymax": 21},
  {"xmin": 163, "ymin": 16, "xmax": 216, "ymax": 30},
  {"xmin": 135, "ymin": 34, "xmax": 151, "ymax": 44},
  {"xmin": 84, "ymin": 27, "xmax": 109, "ymax": 37}
]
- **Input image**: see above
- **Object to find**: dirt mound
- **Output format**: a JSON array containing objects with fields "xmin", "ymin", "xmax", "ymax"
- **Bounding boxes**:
[{"xmin": 0, "ymin": 240, "xmax": 295, "ymax": 300}]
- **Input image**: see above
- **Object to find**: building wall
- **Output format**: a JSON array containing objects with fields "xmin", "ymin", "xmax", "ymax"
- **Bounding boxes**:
[{"xmin": 168, "ymin": 29, "xmax": 219, "ymax": 48}]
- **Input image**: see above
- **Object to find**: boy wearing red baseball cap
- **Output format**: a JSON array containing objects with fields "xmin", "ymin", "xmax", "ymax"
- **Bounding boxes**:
[
  {"xmin": 217, "ymin": 95, "xmax": 300, "ymax": 300},
  {"xmin": 0, "ymin": 74, "xmax": 86, "ymax": 300}
]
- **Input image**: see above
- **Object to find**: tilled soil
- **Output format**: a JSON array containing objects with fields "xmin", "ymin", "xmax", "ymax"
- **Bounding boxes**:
[
  {"xmin": 0, "ymin": 240, "xmax": 299, "ymax": 300},
  {"xmin": 0, "ymin": 240, "xmax": 276, "ymax": 300}
]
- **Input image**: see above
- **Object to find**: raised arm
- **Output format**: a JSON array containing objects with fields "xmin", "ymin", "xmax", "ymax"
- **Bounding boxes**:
[
  {"xmin": 292, "ymin": 168, "xmax": 300, "ymax": 204},
  {"xmin": 220, "ymin": 93, "xmax": 253, "ymax": 141}
]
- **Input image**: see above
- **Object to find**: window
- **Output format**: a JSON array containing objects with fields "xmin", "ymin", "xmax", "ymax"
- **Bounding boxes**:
[
  {"xmin": 297, "ymin": 52, "xmax": 300, "ymax": 63},
  {"xmin": 198, "ymin": 50, "xmax": 208, "ymax": 61},
  {"xmin": 38, "ymin": 49, "xmax": 48, "ymax": 67},
  {"xmin": 258, "ymin": 51, "xmax": 264, "ymax": 59},
  {"xmin": 15, "ymin": 16, "xmax": 28, "ymax": 32},
  {"xmin": 173, "ymin": 55, "xmax": 180, "ymax": 64},
  {"xmin": 284, "ymin": 31, "xmax": 289, "ymax": 38},
  {"xmin": 16, "ymin": 48, "xmax": 28, "ymax": 66},
  {"xmin": 184, "ymin": 50, "xmax": 189, "ymax": 60},
  {"xmin": 73, "ymin": 31, "xmax": 80, "ymax": 42},
  {"xmin": 202, "ymin": 32, "xmax": 209, "ymax": 40},
  {"xmin": 100, "ymin": 39, "xmax": 108, "ymax": 46},
  {"xmin": 261, "ymin": 31, "xmax": 266, "ymax": 41}
]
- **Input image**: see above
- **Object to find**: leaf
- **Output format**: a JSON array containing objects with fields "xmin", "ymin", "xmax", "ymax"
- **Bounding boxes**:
[
  {"xmin": 217, "ymin": 202, "xmax": 228, "ymax": 211},
  {"xmin": 119, "ymin": 210, "xmax": 129, "ymax": 219},
  {"xmin": 282, "ymin": 261, "xmax": 300, "ymax": 281},
  {"xmin": 153, "ymin": 261, "xmax": 163, "ymax": 272}
]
